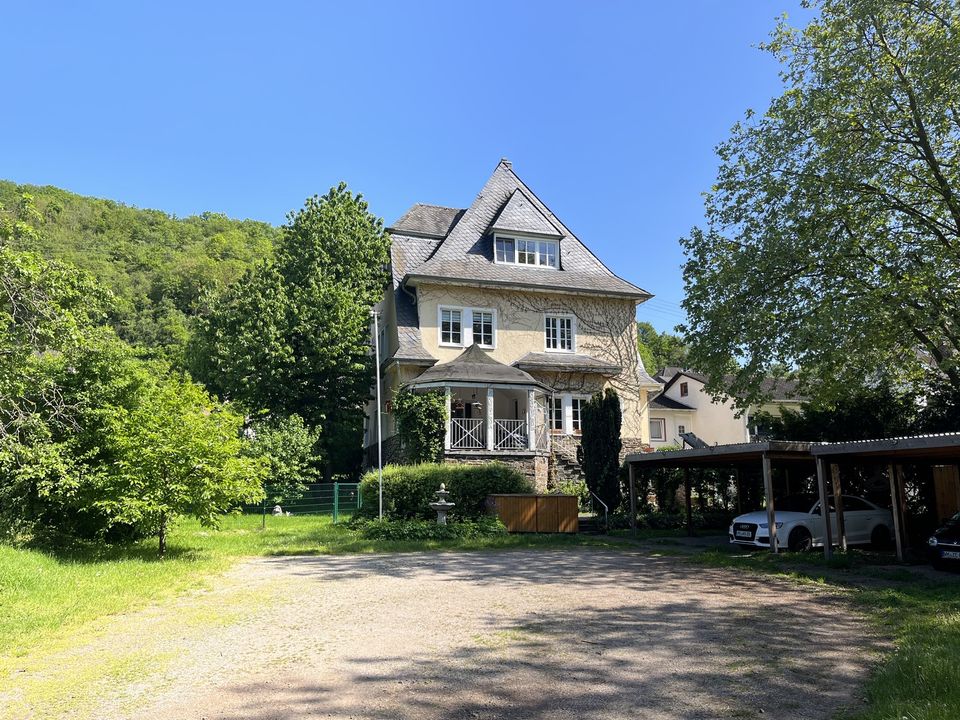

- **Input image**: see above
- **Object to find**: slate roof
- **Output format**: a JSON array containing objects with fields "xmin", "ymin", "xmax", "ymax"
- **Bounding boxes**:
[
  {"xmin": 384, "ymin": 233, "xmax": 441, "ymax": 365},
  {"xmin": 489, "ymin": 189, "xmax": 562, "ymax": 237},
  {"xmin": 407, "ymin": 344, "xmax": 548, "ymax": 389},
  {"xmin": 395, "ymin": 159, "xmax": 651, "ymax": 300},
  {"xmin": 513, "ymin": 352, "xmax": 621, "ymax": 375},
  {"xmin": 650, "ymin": 394, "xmax": 696, "ymax": 411},
  {"xmin": 388, "ymin": 204, "xmax": 464, "ymax": 239}
]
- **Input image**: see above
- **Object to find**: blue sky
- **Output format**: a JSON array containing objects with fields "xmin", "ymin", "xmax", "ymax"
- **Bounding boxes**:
[{"xmin": 2, "ymin": 1, "xmax": 811, "ymax": 332}]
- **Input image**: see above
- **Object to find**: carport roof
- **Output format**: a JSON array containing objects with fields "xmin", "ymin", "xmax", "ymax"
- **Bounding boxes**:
[
  {"xmin": 810, "ymin": 432, "xmax": 960, "ymax": 462},
  {"xmin": 625, "ymin": 441, "xmax": 814, "ymax": 467}
]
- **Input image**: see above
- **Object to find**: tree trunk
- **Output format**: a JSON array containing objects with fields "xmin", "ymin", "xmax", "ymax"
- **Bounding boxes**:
[{"xmin": 158, "ymin": 513, "xmax": 167, "ymax": 558}]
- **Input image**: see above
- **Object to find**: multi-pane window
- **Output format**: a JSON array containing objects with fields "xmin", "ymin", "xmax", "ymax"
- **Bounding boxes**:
[
  {"xmin": 549, "ymin": 396, "xmax": 563, "ymax": 432},
  {"xmin": 495, "ymin": 236, "xmax": 558, "ymax": 268},
  {"xmin": 495, "ymin": 236, "xmax": 515, "ymax": 263},
  {"xmin": 472, "ymin": 310, "xmax": 494, "ymax": 347},
  {"xmin": 679, "ymin": 382, "xmax": 689, "ymax": 397},
  {"xmin": 440, "ymin": 308, "xmax": 462, "ymax": 345},
  {"xmin": 571, "ymin": 397, "xmax": 584, "ymax": 433},
  {"xmin": 650, "ymin": 418, "xmax": 666, "ymax": 441},
  {"xmin": 545, "ymin": 315, "xmax": 574, "ymax": 351},
  {"xmin": 677, "ymin": 425, "xmax": 686, "ymax": 436}
]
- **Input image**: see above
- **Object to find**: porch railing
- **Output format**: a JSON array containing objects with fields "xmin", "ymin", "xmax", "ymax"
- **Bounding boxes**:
[
  {"xmin": 450, "ymin": 418, "xmax": 485, "ymax": 449},
  {"xmin": 494, "ymin": 419, "xmax": 527, "ymax": 450}
]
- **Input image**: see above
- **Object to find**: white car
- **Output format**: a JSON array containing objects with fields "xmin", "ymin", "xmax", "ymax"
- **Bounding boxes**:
[{"xmin": 729, "ymin": 494, "xmax": 894, "ymax": 552}]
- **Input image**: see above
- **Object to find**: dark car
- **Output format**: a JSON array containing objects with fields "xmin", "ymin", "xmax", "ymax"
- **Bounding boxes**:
[{"xmin": 928, "ymin": 512, "xmax": 960, "ymax": 570}]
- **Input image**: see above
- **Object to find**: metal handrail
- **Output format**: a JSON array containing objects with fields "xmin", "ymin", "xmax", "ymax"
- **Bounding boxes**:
[{"xmin": 589, "ymin": 491, "xmax": 609, "ymax": 532}]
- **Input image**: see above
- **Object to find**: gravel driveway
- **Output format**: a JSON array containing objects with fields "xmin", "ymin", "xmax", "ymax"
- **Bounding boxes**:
[{"xmin": 72, "ymin": 548, "xmax": 883, "ymax": 719}]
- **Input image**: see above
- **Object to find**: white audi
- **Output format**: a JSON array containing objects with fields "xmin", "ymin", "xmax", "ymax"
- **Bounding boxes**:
[{"xmin": 729, "ymin": 494, "xmax": 894, "ymax": 552}]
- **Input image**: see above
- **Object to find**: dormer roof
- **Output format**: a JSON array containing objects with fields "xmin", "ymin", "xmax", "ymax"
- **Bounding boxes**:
[
  {"xmin": 488, "ymin": 189, "xmax": 562, "ymax": 239},
  {"xmin": 390, "ymin": 159, "xmax": 651, "ymax": 300}
]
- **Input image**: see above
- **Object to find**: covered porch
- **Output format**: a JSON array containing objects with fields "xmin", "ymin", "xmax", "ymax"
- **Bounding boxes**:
[{"xmin": 406, "ymin": 344, "xmax": 550, "ymax": 454}]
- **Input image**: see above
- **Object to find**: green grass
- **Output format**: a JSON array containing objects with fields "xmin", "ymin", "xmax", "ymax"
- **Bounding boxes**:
[
  {"xmin": 688, "ymin": 546, "xmax": 960, "ymax": 720},
  {"xmin": 0, "ymin": 514, "xmax": 609, "ymax": 660}
]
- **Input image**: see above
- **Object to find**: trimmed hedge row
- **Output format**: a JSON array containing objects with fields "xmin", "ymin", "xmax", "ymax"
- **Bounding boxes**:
[{"xmin": 358, "ymin": 462, "xmax": 533, "ymax": 520}]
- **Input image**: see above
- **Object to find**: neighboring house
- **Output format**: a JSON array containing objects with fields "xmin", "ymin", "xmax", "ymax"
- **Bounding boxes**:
[
  {"xmin": 365, "ymin": 159, "xmax": 660, "ymax": 488},
  {"xmin": 648, "ymin": 367, "xmax": 805, "ymax": 447}
]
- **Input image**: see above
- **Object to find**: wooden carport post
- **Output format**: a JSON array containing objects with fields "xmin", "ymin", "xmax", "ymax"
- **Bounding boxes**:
[
  {"xmin": 628, "ymin": 462, "xmax": 637, "ymax": 538},
  {"xmin": 815, "ymin": 457, "xmax": 833, "ymax": 560},
  {"xmin": 886, "ymin": 463, "xmax": 905, "ymax": 562},
  {"xmin": 683, "ymin": 467, "xmax": 693, "ymax": 537},
  {"xmin": 762, "ymin": 453, "xmax": 778, "ymax": 553},
  {"xmin": 831, "ymin": 463, "xmax": 848, "ymax": 551}
]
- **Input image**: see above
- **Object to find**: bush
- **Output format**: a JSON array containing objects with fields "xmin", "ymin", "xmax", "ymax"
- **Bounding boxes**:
[
  {"xmin": 353, "ymin": 516, "xmax": 507, "ymax": 541},
  {"xmin": 581, "ymin": 389, "xmax": 622, "ymax": 512},
  {"xmin": 358, "ymin": 462, "xmax": 533, "ymax": 520}
]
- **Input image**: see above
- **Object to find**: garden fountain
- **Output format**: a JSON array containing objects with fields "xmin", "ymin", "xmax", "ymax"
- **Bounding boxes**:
[{"xmin": 429, "ymin": 483, "xmax": 455, "ymax": 525}]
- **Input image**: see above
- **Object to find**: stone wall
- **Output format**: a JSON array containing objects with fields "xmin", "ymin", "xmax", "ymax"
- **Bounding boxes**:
[{"xmin": 443, "ymin": 452, "xmax": 549, "ymax": 492}]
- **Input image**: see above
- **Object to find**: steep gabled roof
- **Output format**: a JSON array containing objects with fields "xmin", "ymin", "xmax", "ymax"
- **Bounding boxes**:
[
  {"xmin": 489, "ymin": 189, "xmax": 562, "ymax": 238},
  {"xmin": 398, "ymin": 159, "xmax": 651, "ymax": 300}
]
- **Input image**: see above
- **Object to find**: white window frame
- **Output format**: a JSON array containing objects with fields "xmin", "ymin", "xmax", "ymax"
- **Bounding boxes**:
[
  {"xmin": 438, "ymin": 306, "xmax": 497, "ymax": 349},
  {"xmin": 470, "ymin": 307, "xmax": 497, "ymax": 349},
  {"xmin": 544, "ymin": 313, "xmax": 576, "ymax": 353},
  {"xmin": 548, "ymin": 395, "xmax": 564, "ymax": 433},
  {"xmin": 438, "ymin": 306, "xmax": 464, "ymax": 347},
  {"xmin": 649, "ymin": 417, "xmax": 667, "ymax": 442},
  {"xmin": 493, "ymin": 233, "xmax": 558, "ymax": 269},
  {"xmin": 570, "ymin": 395, "xmax": 590, "ymax": 434},
  {"xmin": 677, "ymin": 424, "xmax": 686, "ymax": 436}
]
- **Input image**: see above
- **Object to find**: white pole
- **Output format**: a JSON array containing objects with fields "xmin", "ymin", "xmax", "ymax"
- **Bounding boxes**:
[{"xmin": 371, "ymin": 309, "xmax": 383, "ymax": 519}]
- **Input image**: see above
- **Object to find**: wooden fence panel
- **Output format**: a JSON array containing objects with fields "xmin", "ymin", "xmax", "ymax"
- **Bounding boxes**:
[{"xmin": 489, "ymin": 494, "xmax": 577, "ymax": 534}]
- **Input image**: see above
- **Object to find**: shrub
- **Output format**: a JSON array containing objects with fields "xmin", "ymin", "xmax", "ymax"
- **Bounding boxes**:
[
  {"xmin": 358, "ymin": 462, "xmax": 532, "ymax": 520},
  {"xmin": 581, "ymin": 389, "xmax": 622, "ymax": 512},
  {"xmin": 243, "ymin": 414, "xmax": 320, "ymax": 504},
  {"xmin": 393, "ymin": 388, "xmax": 446, "ymax": 464},
  {"xmin": 353, "ymin": 516, "xmax": 507, "ymax": 541}
]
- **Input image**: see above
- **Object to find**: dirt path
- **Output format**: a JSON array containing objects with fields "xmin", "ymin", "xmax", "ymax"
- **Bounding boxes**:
[{"xmin": 8, "ymin": 549, "xmax": 886, "ymax": 720}]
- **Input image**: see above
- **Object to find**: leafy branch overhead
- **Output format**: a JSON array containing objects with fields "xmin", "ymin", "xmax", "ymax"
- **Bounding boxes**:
[{"xmin": 681, "ymin": 0, "xmax": 960, "ymax": 408}]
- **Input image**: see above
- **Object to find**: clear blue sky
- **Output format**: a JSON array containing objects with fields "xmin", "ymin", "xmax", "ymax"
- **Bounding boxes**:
[{"xmin": 2, "ymin": 1, "xmax": 811, "ymax": 333}]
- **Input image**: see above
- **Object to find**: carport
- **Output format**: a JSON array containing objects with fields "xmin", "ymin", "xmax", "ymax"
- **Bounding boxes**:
[
  {"xmin": 810, "ymin": 433, "xmax": 960, "ymax": 562},
  {"xmin": 625, "ymin": 442, "xmax": 815, "ymax": 554}
]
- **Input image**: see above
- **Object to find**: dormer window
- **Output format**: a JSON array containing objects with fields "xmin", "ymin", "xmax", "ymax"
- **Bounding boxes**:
[{"xmin": 494, "ymin": 234, "xmax": 558, "ymax": 268}]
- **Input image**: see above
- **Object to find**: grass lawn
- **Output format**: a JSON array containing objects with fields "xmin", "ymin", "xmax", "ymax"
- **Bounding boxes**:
[
  {"xmin": 688, "ymin": 546, "xmax": 960, "ymax": 720},
  {"xmin": 0, "ymin": 513, "xmax": 610, "ymax": 661}
]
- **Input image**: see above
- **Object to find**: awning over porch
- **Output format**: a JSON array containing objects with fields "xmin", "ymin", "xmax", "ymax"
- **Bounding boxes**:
[{"xmin": 405, "ymin": 344, "xmax": 549, "ymax": 390}]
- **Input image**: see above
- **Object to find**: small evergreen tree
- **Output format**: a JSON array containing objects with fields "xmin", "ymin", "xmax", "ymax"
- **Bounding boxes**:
[
  {"xmin": 581, "ymin": 389, "xmax": 623, "ymax": 513},
  {"xmin": 392, "ymin": 388, "xmax": 446, "ymax": 464}
]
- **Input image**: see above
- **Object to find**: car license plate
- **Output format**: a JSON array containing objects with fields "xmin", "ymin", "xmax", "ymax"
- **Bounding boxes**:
[
  {"xmin": 941, "ymin": 550, "xmax": 960, "ymax": 559},
  {"xmin": 736, "ymin": 530, "xmax": 752, "ymax": 538}
]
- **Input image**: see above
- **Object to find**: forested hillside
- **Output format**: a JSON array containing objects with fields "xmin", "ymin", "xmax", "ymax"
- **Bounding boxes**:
[{"xmin": 0, "ymin": 180, "xmax": 279, "ymax": 362}]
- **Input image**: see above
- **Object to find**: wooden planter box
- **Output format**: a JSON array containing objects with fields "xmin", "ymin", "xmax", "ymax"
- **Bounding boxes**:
[{"xmin": 488, "ymin": 494, "xmax": 579, "ymax": 534}]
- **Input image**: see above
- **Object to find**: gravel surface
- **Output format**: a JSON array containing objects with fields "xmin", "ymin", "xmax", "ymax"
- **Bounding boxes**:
[{"xmin": 79, "ymin": 548, "xmax": 884, "ymax": 719}]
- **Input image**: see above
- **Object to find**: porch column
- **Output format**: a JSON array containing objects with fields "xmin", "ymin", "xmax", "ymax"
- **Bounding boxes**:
[
  {"xmin": 486, "ymin": 387, "xmax": 494, "ymax": 451},
  {"xmin": 444, "ymin": 386, "xmax": 451, "ymax": 451},
  {"xmin": 763, "ymin": 453, "xmax": 778, "ymax": 553},
  {"xmin": 816, "ymin": 457, "xmax": 833, "ymax": 560},
  {"xmin": 526, "ymin": 388, "xmax": 536, "ymax": 451}
]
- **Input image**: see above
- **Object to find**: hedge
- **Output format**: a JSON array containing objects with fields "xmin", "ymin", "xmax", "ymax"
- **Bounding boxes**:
[{"xmin": 358, "ymin": 462, "xmax": 533, "ymax": 520}]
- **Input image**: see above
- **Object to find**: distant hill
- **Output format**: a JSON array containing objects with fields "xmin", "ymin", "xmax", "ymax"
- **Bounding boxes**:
[{"xmin": 0, "ymin": 180, "xmax": 280, "ymax": 362}]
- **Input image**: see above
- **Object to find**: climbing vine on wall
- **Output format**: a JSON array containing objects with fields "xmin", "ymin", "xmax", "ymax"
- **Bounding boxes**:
[{"xmin": 393, "ymin": 388, "xmax": 446, "ymax": 464}]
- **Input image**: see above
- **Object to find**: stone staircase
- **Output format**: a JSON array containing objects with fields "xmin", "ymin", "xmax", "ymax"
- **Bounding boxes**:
[{"xmin": 577, "ymin": 514, "xmax": 605, "ymax": 535}]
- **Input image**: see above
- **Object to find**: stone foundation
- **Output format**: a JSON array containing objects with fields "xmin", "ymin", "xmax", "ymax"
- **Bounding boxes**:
[{"xmin": 443, "ymin": 452, "xmax": 549, "ymax": 492}]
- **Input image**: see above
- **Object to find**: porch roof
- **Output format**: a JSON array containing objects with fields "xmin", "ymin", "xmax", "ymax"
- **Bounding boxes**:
[
  {"xmin": 513, "ymin": 351, "xmax": 621, "ymax": 375},
  {"xmin": 406, "ymin": 344, "xmax": 550, "ymax": 390}
]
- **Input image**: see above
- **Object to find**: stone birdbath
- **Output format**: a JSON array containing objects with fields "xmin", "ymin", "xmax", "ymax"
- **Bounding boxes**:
[{"xmin": 430, "ymin": 483, "xmax": 455, "ymax": 525}]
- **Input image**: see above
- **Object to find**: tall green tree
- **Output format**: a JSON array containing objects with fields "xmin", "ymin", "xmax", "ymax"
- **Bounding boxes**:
[
  {"xmin": 191, "ymin": 184, "xmax": 390, "ymax": 479},
  {"xmin": 580, "ymin": 389, "xmax": 623, "ymax": 513},
  {"xmin": 681, "ymin": 0, "xmax": 960, "ymax": 409},
  {"xmin": 636, "ymin": 321, "xmax": 688, "ymax": 373},
  {"xmin": 98, "ymin": 376, "xmax": 266, "ymax": 556}
]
